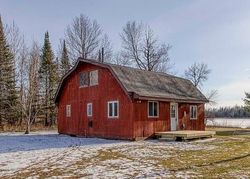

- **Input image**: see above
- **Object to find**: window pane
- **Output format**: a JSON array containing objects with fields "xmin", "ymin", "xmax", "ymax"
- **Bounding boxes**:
[
  {"xmin": 66, "ymin": 105, "xmax": 71, "ymax": 117},
  {"xmin": 149, "ymin": 102, "xmax": 153, "ymax": 116},
  {"xmin": 153, "ymin": 102, "xmax": 158, "ymax": 116},
  {"xmin": 190, "ymin": 106, "xmax": 197, "ymax": 119},
  {"xmin": 194, "ymin": 106, "xmax": 197, "ymax": 118},
  {"xmin": 194, "ymin": 109, "xmax": 196, "ymax": 118},
  {"xmin": 114, "ymin": 102, "xmax": 118, "ymax": 116},
  {"xmin": 90, "ymin": 70, "xmax": 98, "ymax": 86},
  {"xmin": 171, "ymin": 105, "xmax": 176, "ymax": 118},
  {"xmin": 87, "ymin": 104, "xmax": 92, "ymax": 116},
  {"xmin": 80, "ymin": 72, "xmax": 89, "ymax": 87},
  {"xmin": 109, "ymin": 103, "xmax": 113, "ymax": 117}
]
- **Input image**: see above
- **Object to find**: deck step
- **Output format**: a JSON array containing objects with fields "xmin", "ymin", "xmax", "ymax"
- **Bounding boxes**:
[{"xmin": 159, "ymin": 137, "xmax": 175, "ymax": 141}]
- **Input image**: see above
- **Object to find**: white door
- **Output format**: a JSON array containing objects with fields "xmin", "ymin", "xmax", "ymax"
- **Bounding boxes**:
[{"xmin": 170, "ymin": 103, "xmax": 178, "ymax": 131}]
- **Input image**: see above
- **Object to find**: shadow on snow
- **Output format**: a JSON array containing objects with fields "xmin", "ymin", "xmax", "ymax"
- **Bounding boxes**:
[{"xmin": 0, "ymin": 133, "xmax": 126, "ymax": 154}]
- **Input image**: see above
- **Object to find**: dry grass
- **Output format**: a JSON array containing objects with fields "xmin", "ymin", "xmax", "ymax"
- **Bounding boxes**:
[
  {"xmin": 1, "ymin": 134, "xmax": 250, "ymax": 178},
  {"xmin": 1, "ymin": 123, "xmax": 57, "ymax": 133}
]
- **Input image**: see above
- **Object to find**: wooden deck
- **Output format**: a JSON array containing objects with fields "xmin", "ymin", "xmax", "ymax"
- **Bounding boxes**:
[{"xmin": 155, "ymin": 130, "xmax": 216, "ymax": 141}]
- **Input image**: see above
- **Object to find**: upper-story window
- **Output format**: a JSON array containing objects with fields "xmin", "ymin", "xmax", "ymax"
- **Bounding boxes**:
[
  {"xmin": 90, "ymin": 70, "xmax": 98, "ymax": 86},
  {"xmin": 190, "ymin": 105, "xmax": 198, "ymax": 120},
  {"xmin": 79, "ymin": 70, "xmax": 98, "ymax": 87},
  {"xmin": 79, "ymin": 72, "xmax": 89, "ymax": 87}
]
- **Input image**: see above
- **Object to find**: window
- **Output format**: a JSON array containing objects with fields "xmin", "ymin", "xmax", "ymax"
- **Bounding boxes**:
[
  {"xmin": 148, "ymin": 101, "xmax": 159, "ymax": 117},
  {"xmin": 79, "ymin": 70, "xmax": 99, "ymax": 87},
  {"xmin": 190, "ymin": 105, "xmax": 197, "ymax": 119},
  {"xmin": 90, "ymin": 70, "xmax": 98, "ymax": 86},
  {"xmin": 79, "ymin": 72, "xmax": 89, "ymax": 87},
  {"xmin": 170, "ymin": 104, "xmax": 177, "ymax": 118},
  {"xmin": 108, "ymin": 101, "xmax": 119, "ymax": 118},
  {"xmin": 66, "ymin": 105, "xmax": 71, "ymax": 117},
  {"xmin": 87, "ymin": 103, "xmax": 93, "ymax": 117}
]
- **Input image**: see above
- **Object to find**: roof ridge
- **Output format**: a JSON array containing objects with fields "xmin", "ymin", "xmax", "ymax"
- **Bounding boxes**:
[{"xmin": 80, "ymin": 58, "xmax": 189, "ymax": 82}]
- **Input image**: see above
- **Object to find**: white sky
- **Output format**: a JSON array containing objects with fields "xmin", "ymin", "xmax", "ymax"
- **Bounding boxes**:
[{"xmin": 1, "ymin": 0, "xmax": 250, "ymax": 107}]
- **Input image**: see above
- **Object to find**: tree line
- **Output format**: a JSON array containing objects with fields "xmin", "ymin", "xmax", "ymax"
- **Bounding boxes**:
[
  {"xmin": 206, "ymin": 105, "xmax": 250, "ymax": 118},
  {"xmin": 0, "ymin": 13, "xmax": 234, "ymax": 133}
]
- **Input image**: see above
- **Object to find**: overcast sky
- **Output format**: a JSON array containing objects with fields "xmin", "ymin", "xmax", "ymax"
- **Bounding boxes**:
[{"xmin": 1, "ymin": 0, "xmax": 250, "ymax": 107}]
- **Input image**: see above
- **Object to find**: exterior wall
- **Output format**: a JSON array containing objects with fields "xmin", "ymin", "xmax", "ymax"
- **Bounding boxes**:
[
  {"xmin": 57, "ymin": 62, "xmax": 134, "ymax": 139},
  {"xmin": 57, "ymin": 62, "xmax": 206, "ymax": 140},
  {"xmin": 132, "ymin": 101, "xmax": 205, "ymax": 139},
  {"xmin": 133, "ymin": 101, "xmax": 170, "ymax": 139},
  {"xmin": 178, "ymin": 103, "xmax": 205, "ymax": 130}
]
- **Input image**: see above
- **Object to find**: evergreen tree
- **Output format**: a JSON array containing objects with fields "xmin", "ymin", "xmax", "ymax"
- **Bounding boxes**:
[
  {"xmin": 0, "ymin": 16, "xmax": 18, "ymax": 129},
  {"xmin": 244, "ymin": 92, "xmax": 250, "ymax": 113},
  {"xmin": 39, "ymin": 31, "xmax": 58, "ymax": 126},
  {"xmin": 60, "ymin": 40, "xmax": 70, "ymax": 77}
]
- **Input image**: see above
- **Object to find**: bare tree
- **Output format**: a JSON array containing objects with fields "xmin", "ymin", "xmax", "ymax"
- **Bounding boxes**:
[
  {"xmin": 120, "ymin": 21, "xmax": 171, "ymax": 72},
  {"xmin": 17, "ymin": 41, "xmax": 29, "ymax": 125},
  {"xmin": 184, "ymin": 62, "xmax": 211, "ymax": 88},
  {"xmin": 111, "ymin": 52, "xmax": 132, "ymax": 66},
  {"xmin": 96, "ymin": 34, "xmax": 113, "ymax": 62},
  {"xmin": 18, "ymin": 42, "xmax": 41, "ymax": 133},
  {"xmin": 206, "ymin": 90, "xmax": 218, "ymax": 106},
  {"xmin": 66, "ymin": 14, "xmax": 103, "ymax": 63},
  {"xmin": 5, "ymin": 21, "xmax": 23, "ymax": 57}
]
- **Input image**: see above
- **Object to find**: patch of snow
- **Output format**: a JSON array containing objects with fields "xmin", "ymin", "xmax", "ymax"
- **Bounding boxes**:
[{"xmin": 0, "ymin": 131, "xmax": 212, "ymax": 178}]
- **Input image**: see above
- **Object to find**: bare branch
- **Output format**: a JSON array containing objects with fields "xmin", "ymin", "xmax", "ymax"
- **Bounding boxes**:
[
  {"xmin": 66, "ymin": 14, "xmax": 103, "ymax": 63},
  {"xmin": 120, "ymin": 21, "xmax": 171, "ymax": 72},
  {"xmin": 184, "ymin": 62, "xmax": 211, "ymax": 88}
]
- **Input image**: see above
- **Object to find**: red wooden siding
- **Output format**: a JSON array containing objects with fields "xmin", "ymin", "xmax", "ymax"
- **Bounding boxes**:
[
  {"xmin": 178, "ymin": 103, "xmax": 205, "ymax": 130},
  {"xmin": 132, "ymin": 101, "xmax": 205, "ymax": 139},
  {"xmin": 133, "ymin": 101, "xmax": 170, "ymax": 139},
  {"xmin": 57, "ymin": 62, "xmax": 206, "ymax": 140},
  {"xmin": 57, "ymin": 62, "xmax": 134, "ymax": 139}
]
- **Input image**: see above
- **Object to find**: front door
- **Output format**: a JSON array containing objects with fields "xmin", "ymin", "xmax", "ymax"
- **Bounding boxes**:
[{"xmin": 170, "ymin": 103, "xmax": 178, "ymax": 131}]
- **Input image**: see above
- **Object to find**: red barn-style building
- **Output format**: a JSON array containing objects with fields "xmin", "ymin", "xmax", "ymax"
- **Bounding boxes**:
[{"xmin": 55, "ymin": 58, "xmax": 208, "ymax": 140}]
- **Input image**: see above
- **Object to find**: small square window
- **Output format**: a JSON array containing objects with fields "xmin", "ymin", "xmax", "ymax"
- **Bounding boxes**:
[
  {"xmin": 148, "ymin": 101, "xmax": 159, "ymax": 117},
  {"xmin": 90, "ymin": 70, "xmax": 98, "ymax": 86},
  {"xmin": 79, "ymin": 72, "xmax": 89, "ymax": 87},
  {"xmin": 190, "ymin": 105, "xmax": 197, "ymax": 120},
  {"xmin": 87, "ymin": 103, "xmax": 92, "ymax": 117},
  {"xmin": 108, "ymin": 101, "xmax": 119, "ymax": 118},
  {"xmin": 66, "ymin": 105, "xmax": 71, "ymax": 117}
]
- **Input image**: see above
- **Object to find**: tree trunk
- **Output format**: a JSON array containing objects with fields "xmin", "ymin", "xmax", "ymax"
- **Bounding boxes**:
[{"xmin": 25, "ymin": 121, "xmax": 30, "ymax": 134}]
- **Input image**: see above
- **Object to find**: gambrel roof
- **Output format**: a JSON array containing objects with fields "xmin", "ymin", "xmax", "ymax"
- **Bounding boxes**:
[{"xmin": 55, "ymin": 58, "xmax": 208, "ymax": 103}]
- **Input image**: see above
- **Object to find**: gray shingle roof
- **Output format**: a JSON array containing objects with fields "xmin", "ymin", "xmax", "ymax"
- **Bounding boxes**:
[
  {"xmin": 109, "ymin": 64, "xmax": 208, "ymax": 103},
  {"xmin": 55, "ymin": 59, "xmax": 208, "ymax": 103}
]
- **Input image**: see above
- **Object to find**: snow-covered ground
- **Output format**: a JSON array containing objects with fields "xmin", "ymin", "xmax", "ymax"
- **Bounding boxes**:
[{"xmin": 0, "ymin": 131, "xmax": 217, "ymax": 178}]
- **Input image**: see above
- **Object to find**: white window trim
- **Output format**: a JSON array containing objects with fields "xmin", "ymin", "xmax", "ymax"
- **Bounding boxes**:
[
  {"xmin": 66, "ymin": 104, "xmax": 71, "ymax": 117},
  {"xmin": 190, "ymin": 105, "xmax": 198, "ymax": 120},
  {"xmin": 108, "ymin": 101, "xmax": 119, "ymax": 118},
  {"xmin": 87, "ymin": 103, "xmax": 93, "ymax": 117},
  {"xmin": 148, "ymin": 101, "xmax": 159, "ymax": 118}
]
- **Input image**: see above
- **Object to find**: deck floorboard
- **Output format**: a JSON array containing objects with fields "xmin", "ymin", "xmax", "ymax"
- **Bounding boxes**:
[{"xmin": 155, "ymin": 130, "xmax": 216, "ymax": 140}]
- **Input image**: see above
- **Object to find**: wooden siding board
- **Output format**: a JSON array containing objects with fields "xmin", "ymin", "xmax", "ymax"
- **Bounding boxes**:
[
  {"xmin": 57, "ymin": 62, "xmax": 206, "ymax": 140},
  {"xmin": 57, "ymin": 63, "xmax": 134, "ymax": 139}
]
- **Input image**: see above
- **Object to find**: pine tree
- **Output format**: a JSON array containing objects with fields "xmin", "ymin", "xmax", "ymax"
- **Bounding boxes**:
[
  {"xmin": 244, "ymin": 92, "xmax": 250, "ymax": 113},
  {"xmin": 0, "ymin": 16, "xmax": 18, "ymax": 129},
  {"xmin": 60, "ymin": 40, "xmax": 70, "ymax": 77},
  {"xmin": 39, "ymin": 31, "xmax": 58, "ymax": 126}
]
